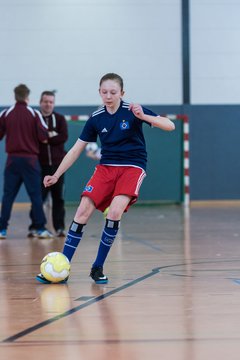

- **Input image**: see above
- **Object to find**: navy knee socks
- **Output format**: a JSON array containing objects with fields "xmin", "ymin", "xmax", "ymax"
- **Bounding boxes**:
[
  {"xmin": 63, "ymin": 221, "xmax": 85, "ymax": 261},
  {"xmin": 92, "ymin": 219, "xmax": 120, "ymax": 268}
]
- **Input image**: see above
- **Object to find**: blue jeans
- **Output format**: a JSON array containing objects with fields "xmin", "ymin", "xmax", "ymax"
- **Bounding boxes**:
[{"xmin": 0, "ymin": 155, "xmax": 46, "ymax": 230}]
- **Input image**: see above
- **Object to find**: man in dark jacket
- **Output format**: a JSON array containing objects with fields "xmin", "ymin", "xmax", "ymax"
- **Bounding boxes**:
[
  {"xmin": 29, "ymin": 91, "xmax": 68, "ymax": 237},
  {"xmin": 0, "ymin": 84, "xmax": 51, "ymax": 239}
]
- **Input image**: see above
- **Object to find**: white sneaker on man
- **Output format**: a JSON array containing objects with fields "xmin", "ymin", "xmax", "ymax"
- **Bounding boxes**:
[{"xmin": 38, "ymin": 229, "xmax": 53, "ymax": 239}]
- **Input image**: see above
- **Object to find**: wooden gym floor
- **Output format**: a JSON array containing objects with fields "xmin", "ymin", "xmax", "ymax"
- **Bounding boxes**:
[{"xmin": 1, "ymin": 202, "xmax": 240, "ymax": 360}]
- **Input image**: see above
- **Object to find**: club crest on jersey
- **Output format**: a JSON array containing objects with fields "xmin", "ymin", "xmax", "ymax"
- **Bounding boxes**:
[
  {"xmin": 84, "ymin": 185, "xmax": 93, "ymax": 192},
  {"xmin": 120, "ymin": 120, "xmax": 129, "ymax": 130}
]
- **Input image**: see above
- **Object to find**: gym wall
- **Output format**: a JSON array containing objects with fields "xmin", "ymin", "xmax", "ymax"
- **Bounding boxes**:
[{"xmin": 1, "ymin": 1, "xmax": 240, "ymax": 202}]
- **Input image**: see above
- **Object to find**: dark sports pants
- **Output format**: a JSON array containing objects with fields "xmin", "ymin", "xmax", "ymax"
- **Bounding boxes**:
[
  {"xmin": 29, "ymin": 165, "xmax": 65, "ymax": 231},
  {"xmin": 0, "ymin": 156, "xmax": 46, "ymax": 230}
]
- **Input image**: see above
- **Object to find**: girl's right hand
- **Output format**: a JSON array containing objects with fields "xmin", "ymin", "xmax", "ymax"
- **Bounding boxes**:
[{"xmin": 43, "ymin": 175, "xmax": 59, "ymax": 187}]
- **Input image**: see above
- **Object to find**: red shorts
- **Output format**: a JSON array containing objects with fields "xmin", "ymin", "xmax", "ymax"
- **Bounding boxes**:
[{"xmin": 82, "ymin": 165, "xmax": 146, "ymax": 212}]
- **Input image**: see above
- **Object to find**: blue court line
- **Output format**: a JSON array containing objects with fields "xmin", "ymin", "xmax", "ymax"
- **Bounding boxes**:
[
  {"xmin": 133, "ymin": 238, "xmax": 164, "ymax": 252},
  {"xmin": 121, "ymin": 231, "xmax": 164, "ymax": 252},
  {"xmin": 232, "ymin": 279, "xmax": 240, "ymax": 285}
]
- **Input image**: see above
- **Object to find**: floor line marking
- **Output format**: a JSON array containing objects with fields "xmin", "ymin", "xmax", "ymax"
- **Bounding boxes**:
[
  {"xmin": 2, "ymin": 258, "xmax": 240, "ymax": 343},
  {"xmin": 1, "ymin": 268, "xmax": 160, "ymax": 343}
]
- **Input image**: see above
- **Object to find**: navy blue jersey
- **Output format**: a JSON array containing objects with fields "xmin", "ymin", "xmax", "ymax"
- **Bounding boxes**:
[{"xmin": 79, "ymin": 100, "xmax": 157, "ymax": 171}]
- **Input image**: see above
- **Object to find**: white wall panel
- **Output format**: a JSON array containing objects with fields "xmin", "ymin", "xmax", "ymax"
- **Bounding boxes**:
[
  {"xmin": 191, "ymin": 0, "xmax": 240, "ymax": 104},
  {"xmin": 0, "ymin": 0, "xmax": 182, "ymax": 106}
]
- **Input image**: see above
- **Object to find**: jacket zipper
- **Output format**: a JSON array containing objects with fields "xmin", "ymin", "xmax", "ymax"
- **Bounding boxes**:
[{"xmin": 46, "ymin": 116, "xmax": 52, "ymax": 166}]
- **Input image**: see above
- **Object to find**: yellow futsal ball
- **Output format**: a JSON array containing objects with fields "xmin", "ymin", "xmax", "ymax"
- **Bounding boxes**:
[
  {"xmin": 40, "ymin": 252, "xmax": 70, "ymax": 283},
  {"xmin": 103, "ymin": 207, "xmax": 109, "ymax": 219}
]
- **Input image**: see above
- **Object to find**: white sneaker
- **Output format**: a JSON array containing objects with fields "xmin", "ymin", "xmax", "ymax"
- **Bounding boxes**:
[
  {"xmin": 28, "ymin": 229, "xmax": 38, "ymax": 238},
  {"xmin": 38, "ymin": 229, "xmax": 53, "ymax": 239},
  {"xmin": 56, "ymin": 229, "xmax": 66, "ymax": 237}
]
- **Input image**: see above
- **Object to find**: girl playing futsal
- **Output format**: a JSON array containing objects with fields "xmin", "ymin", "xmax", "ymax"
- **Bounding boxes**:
[{"xmin": 36, "ymin": 73, "xmax": 175, "ymax": 284}]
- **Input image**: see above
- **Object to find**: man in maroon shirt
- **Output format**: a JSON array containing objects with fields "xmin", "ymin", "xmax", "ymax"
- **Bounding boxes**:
[
  {"xmin": 0, "ymin": 84, "xmax": 52, "ymax": 239},
  {"xmin": 29, "ymin": 91, "xmax": 68, "ymax": 237}
]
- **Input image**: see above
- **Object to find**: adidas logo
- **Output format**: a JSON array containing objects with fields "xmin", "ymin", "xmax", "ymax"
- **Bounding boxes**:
[{"xmin": 101, "ymin": 128, "xmax": 108, "ymax": 133}]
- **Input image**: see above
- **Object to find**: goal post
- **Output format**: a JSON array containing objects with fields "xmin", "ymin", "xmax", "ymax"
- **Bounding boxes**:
[{"xmin": 64, "ymin": 114, "xmax": 190, "ymax": 206}]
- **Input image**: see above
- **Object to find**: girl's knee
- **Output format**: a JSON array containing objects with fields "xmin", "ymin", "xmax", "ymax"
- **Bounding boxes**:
[
  {"xmin": 106, "ymin": 208, "xmax": 123, "ymax": 220},
  {"xmin": 74, "ymin": 197, "xmax": 95, "ymax": 223}
]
